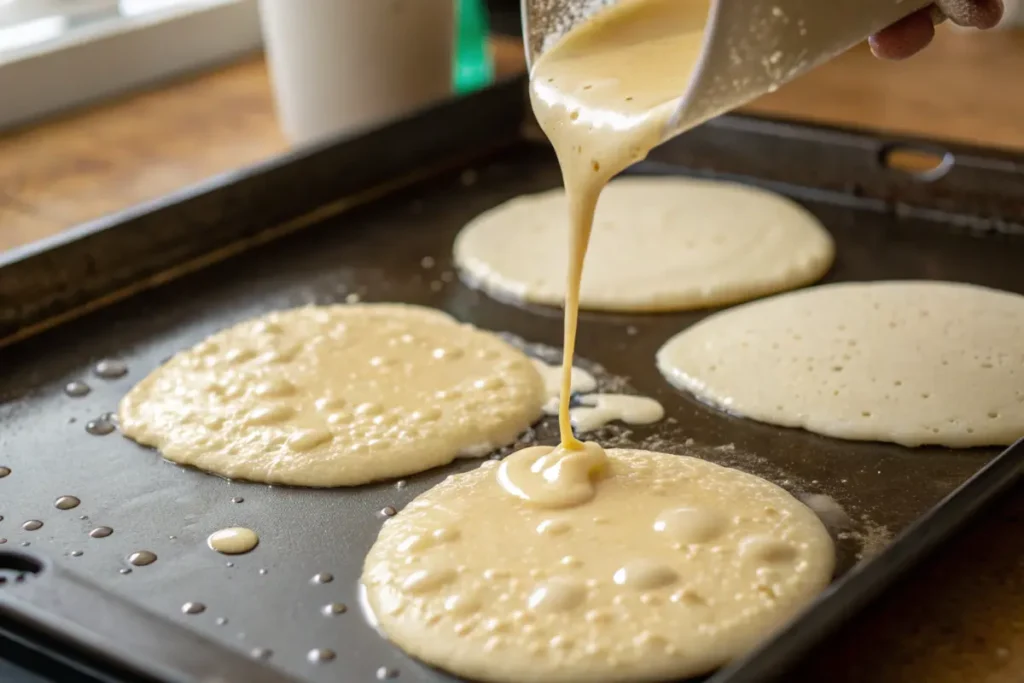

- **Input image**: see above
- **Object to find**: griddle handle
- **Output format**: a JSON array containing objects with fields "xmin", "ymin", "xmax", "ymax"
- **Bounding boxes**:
[{"xmin": 0, "ymin": 554, "xmax": 297, "ymax": 683}]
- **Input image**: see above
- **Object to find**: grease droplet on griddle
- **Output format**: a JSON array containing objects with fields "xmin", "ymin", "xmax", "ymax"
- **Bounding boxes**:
[
  {"xmin": 94, "ymin": 359, "xmax": 128, "ymax": 379},
  {"xmin": 258, "ymin": 568, "xmax": 269, "ymax": 575},
  {"xmin": 380, "ymin": 506, "xmax": 397, "ymax": 517},
  {"xmin": 230, "ymin": 496, "xmax": 244, "ymax": 504},
  {"xmin": 0, "ymin": 539, "xmax": 7, "ymax": 545},
  {"xmin": 377, "ymin": 666, "xmax": 399, "ymax": 680},
  {"xmin": 119, "ymin": 568, "xmax": 132, "ymax": 575},
  {"xmin": 20, "ymin": 541, "xmax": 30, "ymax": 547},
  {"xmin": 70, "ymin": 550, "xmax": 83, "ymax": 557},
  {"xmin": 22, "ymin": 520, "xmax": 43, "ymax": 531},
  {"xmin": 216, "ymin": 617, "xmax": 229, "ymax": 626},
  {"xmin": 89, "ymin": 526, "xmax": 114, "ymax": 539},
  {"xmin": 181, "ymin": 602, "xmax": 206, "ymax": 615},
  {"xmin": 65, "ymin": 381, "xmax": 91, "ymax": 397},
  {"xmin": 0, "ymin": 467, "xmax": 10, "ymax": 478},
  {"xmin": 85, "ymin": 418, "xmax": 115, "ymax": 436},
  {"xmin": 250, "ymin": 648, "xmax": 272, "ymax": 660},
  {"xmin": 321, "ymin": 603, "xmax": 347, "ymax": 616},
  {"xmin": 311, "ymin": 572, "xmax": 334, "ymax": 584},
  {"xmin": 55, "ymin": 495, "xmax": 81, "ymax": 510},
  {"xmin": 128, "ymin": 551, "xmax": 157, "ymax": 566},
  {"xmin": 395, "ymin": 480, "xmax": 407, "ymax": 490},
  {"xmin": 307, "ymin": 648, "xmax": 336, "ymax": 664}
]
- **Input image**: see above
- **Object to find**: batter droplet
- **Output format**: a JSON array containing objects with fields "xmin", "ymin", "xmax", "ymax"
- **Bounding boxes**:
[
  {"xmin": 376, "ymin": 666, "xmax": 399, "ymax": 679},
  {"xmin": 245, "ymin": 405, "xmax": 295, "ymax": 425},
  {"xmin": 536, "ymin": 519, "xmax": 571, "ymax": 536},
  {"xmin": 287, "ymin": 429, "xmax": 333, "ymax": 452},
  {"xmin": 94, "ymin": 359, "xmax": 128, "ymax": 379},
  {"xmin": 22, "ymin": 520, "xmax": 43, "ymax": 531},
  {"xmin": 402, "ymin": 567, "xmax": 457, "ymax": 595},
  {"xmin": 85, "ymin": 418, "xmax": 115, "ymax": 436},
  {"xmin": 739, "ymin": 536, "xmax": 798, "ymax": 563},
  {"xmin": 181, "ymin": 602, "xmax": 206, "ymax": 615},
  {"xmin": 128, "ymin": 550, "xmax": 157, "ymax": 566},
  {"xmin": 207, "ymin": 527, "xmax": 259, "ymax": 555},
  {"xmin": 527, "ymin": 577, "xmax": 587, "ymax": 613},
  {"xmin": 653, "ymin": 507, "xmax": 728, "ymax": 545},
  {"xmin": 307, "ymin": 648, "xmax": 336, "ymax": 664},
  {"xmin": 322, "ymin": 602, "xmax": 348, "ymax": 616},
  {"xmin": 54, "ymin": 495, "xmax": 81, "ymax": 510},
  {"xmin": 89, "ymin": 526, "xmax": 114, "ymax": 539},
  {"xmin": 0, "ymin": 466, "xmax": 11, "ymax": 478},
  {"xmin": 444, "ymin": 593, "xmax": 483, "ymax": 618},
  {"xmin": 381, "ymin": 506, "xmax": 397, "ymax": 517},
  {"xmin": 253, "ymin": 378, "xmax": 295, "ymax": 397},
  {"xmin": 498, "ymin": 443, "xmax": 609, "ymax": 509},
  {"xmin": 311, "ymin": 572, "xmax": 334, "ymax": 585},
  {"xmin": 613, "ymin": 560, "xmax": 679, "ymax": 590},
  {"xmin": 64, "ymin": 381, "xmax": 91, "ymax": 397}
]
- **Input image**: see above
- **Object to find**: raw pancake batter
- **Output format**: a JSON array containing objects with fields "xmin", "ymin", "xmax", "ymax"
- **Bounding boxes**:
[
  {"xmin": 657, "ymin": 281, "xmax": 1024, "ymax": 447},
  {"xmin": 362, "ymin": 448, "xmax": 834, "ymax": 683},
  {"xmin": 207, "ymin": 527, "xmax": 259, "ymax": 554},
  {"xmin": 119, "ymin": 304, "xmax": 546, "ymax": 486},
  {"xmin": 454, "ymin": 177, "xmax": 834, "ymax": 312},
  {"xmin": 528, "ymin": 0, "xmax": 713, "ymax": 451}
]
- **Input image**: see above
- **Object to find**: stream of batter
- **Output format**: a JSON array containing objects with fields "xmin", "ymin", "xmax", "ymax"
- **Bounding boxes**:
[{"xmin": 530, "ymin": 0, "xmax": 710, "ymax": 453}]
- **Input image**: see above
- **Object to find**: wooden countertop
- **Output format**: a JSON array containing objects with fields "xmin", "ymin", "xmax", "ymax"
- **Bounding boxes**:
[{"xmin": 2, "ymin": 26, "xmax": 1023, "ymax": 683}]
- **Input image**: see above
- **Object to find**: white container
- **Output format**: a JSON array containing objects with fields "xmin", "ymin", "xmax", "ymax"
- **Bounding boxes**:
[{"xmin": 258, "ymin": 0, "xmax": 455, "ymax": 145}]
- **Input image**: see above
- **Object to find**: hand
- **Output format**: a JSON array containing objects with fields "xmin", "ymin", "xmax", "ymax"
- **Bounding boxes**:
[{"xmin": 870, "ymin": 0, "xmax": 1004, "ymax": 60}]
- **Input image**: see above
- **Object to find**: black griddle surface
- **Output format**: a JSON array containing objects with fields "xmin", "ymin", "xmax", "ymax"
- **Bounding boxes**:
[{"xmin": 0, "ymin": 133, "xmax": 1020, "ymax": 683}]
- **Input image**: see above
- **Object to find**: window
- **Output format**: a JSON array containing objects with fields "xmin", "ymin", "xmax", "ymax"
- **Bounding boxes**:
[{"xmin": 0, "ymin": 0, "xmax": 262, "ymax": 130}]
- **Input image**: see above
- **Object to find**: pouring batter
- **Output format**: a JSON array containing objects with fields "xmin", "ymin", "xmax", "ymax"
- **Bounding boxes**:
[{"xmin": 532, "ymin": 0, "xmax": 708, "ymax": 456}]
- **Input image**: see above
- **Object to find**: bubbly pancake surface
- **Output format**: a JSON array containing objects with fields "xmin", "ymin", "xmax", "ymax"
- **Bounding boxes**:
[
  {"xmin": 362, "ymin": 447, "xmax": 834, "ymax": 683},
  {"xmin": 657, "ymin": 281, "xmax": 1024, "ymax": 447},
  {"xmin": 119, "ymin": 304, "xmax": 546, "ymax": 486},
  {"xmin": 454, "ymin": 177, "xmax": 834, "ymax": 312}
]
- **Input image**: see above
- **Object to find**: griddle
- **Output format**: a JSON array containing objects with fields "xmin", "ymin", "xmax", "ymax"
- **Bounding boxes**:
[{"xmin": 1, "ymin": 77, "xmax": 1022, "ymax": 683}]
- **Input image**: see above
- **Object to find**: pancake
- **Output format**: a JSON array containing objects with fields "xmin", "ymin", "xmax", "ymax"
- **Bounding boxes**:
[
  {"xmin": 362, "ymin": 446, "xmax": 834, "ymax": 682},
  {"xmin": 119, "ymin": 304, "xmax": 546, "ymax": 486},
  {"xmin": 453, "ymin": 177, "xmax": 834, "ymax": 312},
  {"xmin": 657, "ymin": 281, "xmax": 1024, "ymax": 447}
]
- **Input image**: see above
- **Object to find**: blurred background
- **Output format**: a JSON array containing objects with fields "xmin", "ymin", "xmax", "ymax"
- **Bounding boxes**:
[{"xmin": 0, "ymin": 0, "xmax": 1022, "ymax": 251}]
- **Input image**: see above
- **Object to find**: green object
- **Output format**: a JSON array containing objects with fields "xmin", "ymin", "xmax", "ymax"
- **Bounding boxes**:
[{"xmin": 454, "ymin": 0, "xmax": 495, "ymax": 94}]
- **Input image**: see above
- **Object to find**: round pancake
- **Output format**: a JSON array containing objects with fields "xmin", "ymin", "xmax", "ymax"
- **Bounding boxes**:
[
  {"xmin": 453, "ymin": 176, "xmax": 834, "ymax": 312},
  {"xmin": 362, "ymin": 447, "xmax": 834, "ymax": 682},
  {"xmin": 119, "ymin": 304, "xmax": 546, "ymax": 486},
  {"xmin": 657, "ymin": 281, "xmax": 1024, "ymax": 447}
]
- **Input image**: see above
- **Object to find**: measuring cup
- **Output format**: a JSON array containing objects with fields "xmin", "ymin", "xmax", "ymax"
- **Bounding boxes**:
[{"xmin": 522, "ymin": 0, "xmax": 932, "ymax": 138}]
